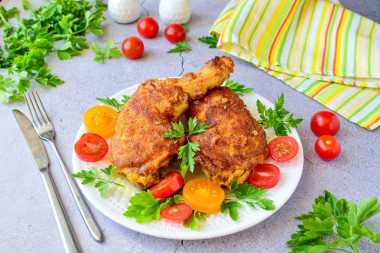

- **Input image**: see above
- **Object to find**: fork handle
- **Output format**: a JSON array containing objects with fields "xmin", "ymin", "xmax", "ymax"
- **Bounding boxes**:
[
  {"xmin": 48, "ymin": 140, "xmax": 103, "ymax": 242},
  {"xmin": 40, "ymin": 168, "xmax": 81, "ymax": 253}
]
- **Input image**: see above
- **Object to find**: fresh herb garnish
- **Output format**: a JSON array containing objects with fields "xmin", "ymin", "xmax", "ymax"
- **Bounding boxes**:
[
  {"xmin": 224, "ymin": 80, "xmax": 254, "ymax": 96},
  {"xmin": 256, "ymin": 94, "xmax": 303, "ymax": 136},
  {"xmin": 0, "ymin": 0, "xmax": 107, "ymax": 103},
  {"xmin": 198, "ymin": 34, "xmax": 218, "ymax": 48},
  {"xmin": 167, "ymin": 41, "xmax": 191, "ymax": 53},
  {"xmin": 163, "ymin": 117, "xmax": 210, "ymax": 177},
  {"xmin": 92, "ymin": 40, "xmax": 122, "ymax": 63},
  {"xmin": 183, "ymin": 211, "xmax": 208, "ymax": 230},
  {"xmin": 221, "ymin": 180, "xmax": 275, "ymax": 221},
  {"xmin": 72, "ymin": 165, "xmax": 125, "ymax": 198},
  {"xmin": 287, "ymin": 191, "xmax": 380, "ymax": 253},
  {"xmin": 181, "ymin": 23, "xmax": 189, "ymax": 32},
  {"xmin": 123, "ymin": 191, "xmax": 183, "ymax": 223},
  {"xmin": 96, "ymin": 95, "xmax": 130, "ymax": 112}
]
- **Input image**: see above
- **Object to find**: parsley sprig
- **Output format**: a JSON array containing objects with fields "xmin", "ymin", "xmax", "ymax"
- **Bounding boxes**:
[
  {"xmin": 163, "ymin": 117, "xmax": 210, "ymax": 178},
  {"xmin": 198, "ymin": 34, "xmax": 218, "ymax": 48},
  {"xmin": 167, "ymin": 41, "xmax": 191, "ymax": 53},
  {"xmin": 256, "ymin": 94, "xmax": 303, "ymax": 136},
  {"xmin": 184, "ymin": 211, "xmax": 208, "ymax": 230},
  {"xmin": 123, "ymin": 192, "xmax": 183, "ymax": 223},
  {"xmin": 181, "ymin": 23, "xmax": 189, "ymax": 32},
  {"xmin": 287, "ymin": 191, "xmax": 380, "ymax": 253},
  {"xmin": 96, "ymin": 95, "xmax": 130, "ymax": 112},
  {"xmin": 221, "ymin": 180, "xmax": 275, "ymax": 221},
  {"xmin": 224, "ymin": 80, "xmax": 254, "ymax": 96},
  {"xmin": 0, "ymin": 0, "xmax": 107, "ymax": 103},
  {"xmin": 92, "ymin": 40, "xmax": 122, "ymax": 63},
  {"xmin": 72, "ymin": 165, "xmax": 125, "ymax": 198}
]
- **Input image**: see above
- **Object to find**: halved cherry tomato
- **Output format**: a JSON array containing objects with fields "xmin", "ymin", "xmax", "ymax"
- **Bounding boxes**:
[
  {"xmin": 183, "ymin": 179, "xmax": 225, "ymax": 214},
  {"xmin": 248, "ymin": 164, "xmax": 280, "ymax": 189},
  {"xmin": 74, "ymin": 133, "xmax": 108, "ymax": 162},
  {"xmin": 149, "ymin": 172, "xmax": 184, "ymax": 199},
  {"xmin": 137, "ymin": 17, "xmax": 159, "ymax": 38},
  {"xmin": 268, "ymin": 136, "xmax": 299, "ymax": 162},
  {"xmin": 160, "ymin": 203, "xmax": 192, "ymax": 223},
  {"xmin": 84, "ymin": 105, "xmax": 118, "ymax": 139},
  {"xmin": 164, "ymin": 24, "xmax": 186, "ymax": 43},
  {"xmin": 315, "ymin": 135, "xmax": 341, "ymax": 160},
  {"xmin": 122, "ymin": 37, "xmax": 144, "ymax": 60},
  {"xmin": 310, "ymin": 111, "xmax": 340, "ymax": 136}
]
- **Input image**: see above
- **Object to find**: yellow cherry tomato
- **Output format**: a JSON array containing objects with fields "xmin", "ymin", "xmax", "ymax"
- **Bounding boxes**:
[
  {"xmin": 183, "ymin": 179, "xmax": 225, "ymax": 214},
  {"xmin": 83, "ymin": 105, "xmax": 118, "ymax": 139}
]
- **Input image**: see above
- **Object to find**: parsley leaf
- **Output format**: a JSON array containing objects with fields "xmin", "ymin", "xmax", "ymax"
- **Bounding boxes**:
[
  {"xmin": 183, "ymin": 211, "xmax": 208, "ymax": 230},
  {"xmin": 221, "ymin": 181, "xmax": 275, "ymax": 221},
  {"xmin": 92, "ymin": 40, "xmax": 122, "ymax": 64},
  {"xmin": 198, "ymin": 34, "xmax": 218, "ymax": 48},
  {"xmin": 163, "ymin": 117, "xmax": 210, "ymax": 178},
  {"xmin": 167, "ymin": 41, "xmax": 191, "ymax": 53},
  {"xmin": 123, "ymin": 191, "xmax": 161, "ymax": 223},
  {"xmin": 96, "ymin": 95, "xmax": 130, "ymax": 112},
  {"xmin": 181, "ymin": 23, "xmax": 189, "ymax": 32},
  {"xmin": 256, "ymin": 93, "xmax": 303, "ymax": 136},
  {"xmin": 72, "ymin": 165, "xmax": 125, "ymax": 198},
  {"xmin": 287, "ymin": 191, "xmax": 380, "ymax": 253},
  {"xmin": 224, "ymin": 80, "xmax": 254, "ymax": 96}
]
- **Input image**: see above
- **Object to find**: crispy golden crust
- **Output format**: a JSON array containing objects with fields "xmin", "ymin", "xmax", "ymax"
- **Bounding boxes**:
[
  {"xmin": 111, "ymin": 56, "xmax": 234, "ymax": 189},
  {"xmin": 188, "ymin": 87, "xmax": 268, "ymax": 187}
]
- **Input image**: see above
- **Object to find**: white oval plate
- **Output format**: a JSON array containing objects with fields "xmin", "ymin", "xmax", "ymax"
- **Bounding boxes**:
[{"xmin": 72, "ymin": 84, "xmax": 304, "ymax": 240}]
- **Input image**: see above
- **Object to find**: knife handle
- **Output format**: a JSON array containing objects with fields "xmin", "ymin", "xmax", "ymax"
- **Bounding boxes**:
[
  {"xmin": 48, "ymin": 140, "xmax": 103, "ymax": 242},
  {"xmin": 40, "ymin": 168, "xmax": 81, "ymax": 253}
]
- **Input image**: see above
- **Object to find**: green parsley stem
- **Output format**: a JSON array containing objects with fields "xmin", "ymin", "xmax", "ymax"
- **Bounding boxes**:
[
  {"xmin": 0, "ymin": 12, "xmax": 10, "ymax": 26},
  {"xmin": 97, "ymin": 178, "xmax": 126, "ymax": 187}
]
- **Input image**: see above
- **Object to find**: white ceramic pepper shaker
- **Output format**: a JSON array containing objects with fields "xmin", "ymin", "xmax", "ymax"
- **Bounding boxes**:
[
  {"xmin": 159, "ymin": 0, "xmax": 192, "ymax": 25},
  {"xmin": 108, "ymin": 0, "xmax": 141, "ymax": 24}
]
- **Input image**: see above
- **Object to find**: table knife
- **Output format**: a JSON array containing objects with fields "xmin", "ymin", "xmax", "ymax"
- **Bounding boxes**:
[{"xmin": 13, "ymin": 109, "xmax": 81, "ymax": 253}]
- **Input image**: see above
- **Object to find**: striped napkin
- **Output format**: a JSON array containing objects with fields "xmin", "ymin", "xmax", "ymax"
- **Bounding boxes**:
[{"xmin": 210, "ymin": 0, "xmax": 380, "ymax": 130}]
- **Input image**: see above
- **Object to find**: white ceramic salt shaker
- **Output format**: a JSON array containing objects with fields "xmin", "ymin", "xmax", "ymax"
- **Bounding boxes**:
[
  {"xmin": 108, "ymin": 0, "xmax": 141, "ymax": 24},
  {"xmin": 159, "ymin": 0, "xmax": 192, "ymax": 25}
]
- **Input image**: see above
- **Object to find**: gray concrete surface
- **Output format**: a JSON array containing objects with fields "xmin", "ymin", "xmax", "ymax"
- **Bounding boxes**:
[{"xmin": 1, "ymin": 0, "xmax": 379, "ymax": 252}]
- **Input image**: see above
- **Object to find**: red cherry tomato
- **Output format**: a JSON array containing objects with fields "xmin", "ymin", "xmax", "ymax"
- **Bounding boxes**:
[
  {"xmin": 74, "ymin": 133, "xmax": 108, "ymax": 162},
  {"xmin": 268, "ymin": 136, "xmax": 299, "ymax": 162},
  {"xmin": 149, "ymin": 171, "xmax": 184, "ymax": 199},
  {"xmin": 248, "ymin": 164, "xmax": 280, "ymax": 189},
  {"xmin": 164, "ymin": 24, "xmax": 186, "ymax": 43},
  {"xmin": 137, "ymin": 17, "xmax": 159, "ymax": 38},
  {"xmin": 122, "ymin": 37, "xmax": 144, "ymax": 60},
  {"xmin": 160, "ymin": 203, "xmax": 192, "ymax": 223},
  {"xmin": 310, "ymin": 111, "xmax": 340, "ymax": 136},
  {"xmin": 315, "ymin": 135, "xmax": 341, "ymax": 160}
]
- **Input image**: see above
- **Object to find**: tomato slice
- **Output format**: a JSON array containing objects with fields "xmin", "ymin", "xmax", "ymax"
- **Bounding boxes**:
[
  {"xmin": 268, "ymin": 136, "xmax": 299, "ymax": 162},
  {"xmin": 315, "ymin": 135, "xmax": 341, "ymax": 160},
  {"xmin": 183, "ymin": 179, "xmax": 225, "ymax": 214},
  {"xmin": 248, "ymin": 164, "xmax": 280, "ymax": 189},
  {"xmin": 84, "ymin": 105, "xmax": 118, "ymax": 139},
  {"xmin": 149, "ymin": 172, "xmax": 184, "ymax": 199},
  {"xmin": 160, "ymin": 203, "xmax": 192, "ymax": 223},
  {"xmin": 74, "ymin": 133, "xmax": 108, "ymax": 162}
]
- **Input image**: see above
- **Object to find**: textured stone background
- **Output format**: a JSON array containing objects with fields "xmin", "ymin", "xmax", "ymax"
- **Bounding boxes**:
[{"xmin": 0, "ymin": 0, "xmax": 379, "ymax": 252}]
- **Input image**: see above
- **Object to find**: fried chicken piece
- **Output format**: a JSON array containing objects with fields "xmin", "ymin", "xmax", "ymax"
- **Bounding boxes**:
[
  {"xmin": 188, "ymin": 87, "xmax": 268, "ymax": 187},
  {"xmin": 111, "ymin": 56, "xmax": 234, "ymax": 189}
]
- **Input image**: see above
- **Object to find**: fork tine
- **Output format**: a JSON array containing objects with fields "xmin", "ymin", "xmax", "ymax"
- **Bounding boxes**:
[
  {"xmin": 31, "ymin": 92, "xmax": 47, "ymax": 124},
  {"xmin": 35, "ymin": 91, "xmax": 51, "ymax": 122},
  {"xmin": 25, "ymin": 93, "xmax": 42, "ymax": 126}
]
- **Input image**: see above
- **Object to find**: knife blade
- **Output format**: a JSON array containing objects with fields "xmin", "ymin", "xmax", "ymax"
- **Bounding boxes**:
[
  {"xmin": 13, "ymin": 109, "xmax": 49, "ymax": 170},
  {"xmin": 12, "ymin": 109, "xmax": 80, "ymax": 253}
]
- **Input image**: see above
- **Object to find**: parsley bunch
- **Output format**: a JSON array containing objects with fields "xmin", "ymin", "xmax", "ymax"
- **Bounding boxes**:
[
  {"xmin": 167, "ymin": 41, "xmax": 191, "ymax": 53},
  {"xmin": 221, "ymin": 180, "xmax": 275, "ymax": 221},
  {"xmin": 92, "ymin": 40, "xmax": 122, "ymax": 64},
  {"xmin": 96, "ymin": 95, "xmax": 130, "ymax": 112},
  {"xmin": 72, "ymin": 165, "xmax": 125, "ymax": 198},
  {"xmin": 224, "ymin": 80, "xmax": 254, "ymax": 96},
  {"xmin": 198, "ymin": 34, "xmax": 218, "ymax": 48},
  {"xmin": 163, "ymin": 117, "xmax": 210, "ymax": 178},
  {"xmin": 287, "ymin": 191, "xmax": 380, "ymax": 253},
  {"xmin": 256, "ymin": 93, "xmax": 303, "ymax": 136},
  {"xmin": 0, "ymin": 0, "xmax": 107, "ymax": 103}
]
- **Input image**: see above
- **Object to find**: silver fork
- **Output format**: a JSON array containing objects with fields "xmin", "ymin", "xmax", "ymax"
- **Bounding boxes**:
[{"xmin": 25, "ymin": 91, "xmax": 103, "ymax": 242}]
